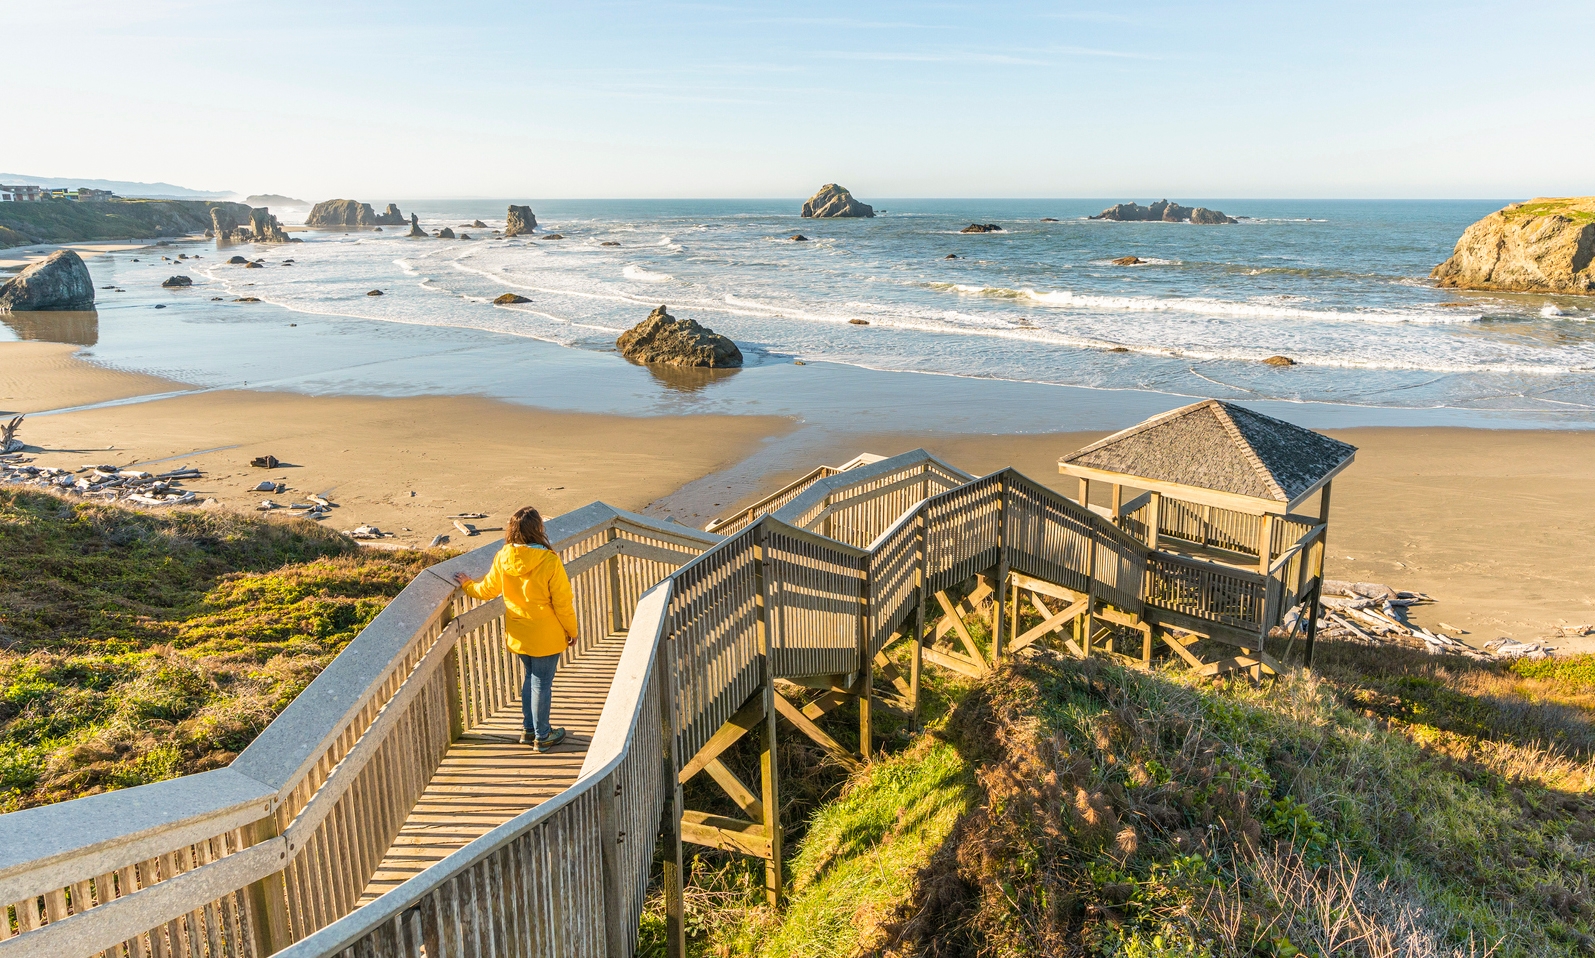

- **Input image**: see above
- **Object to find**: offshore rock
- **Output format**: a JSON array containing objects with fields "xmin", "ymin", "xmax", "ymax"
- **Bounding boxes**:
[
  {"xmin": 373, "ymin": 204, "xmax": 407, "ymax": 226},
  {"xmin": 1432, "ymin": 197, "xmax": 1595, "ymax": 295},
  {"xmin": 1112, "ymin": 256, "xmax": 1144, "ymax": 265},
  {"xmin": 227, "ymin": 255, "xmax": 248, "ymax": 264},
  {"xmin": 505, "ymin": 205, "xmax": 537, "ymax": 237},
  {"xmin": 437, "ymin": 227, "xmax": 456, "ymax": 239},
  {"xmin": 249, "ymin": 208, "xmax": 295, "ymax": 244},
  {"xmin": 1091, "ymin": 200, "xmax": 1235, "ymax": 224},
  {"xmin": 1191, "ymin": 207, "xmax": 1238, "ymax": 225},
  {"xmin": 494, "ymin": 293, "xmax": 531, "ymax": 304},
  {"xmin": 211, "ymin": 206, "xmax": 245, "ymax": 242},
  {"xmin": 407, "ymin": 214, "xmax": 427, "ymax": 238},
  {"xmin": 961, "ymin": 223, "xmax": 1003, "ymax": 233},
  {"xmin": 0, "ymin": 249, "xmax": 95, "ymax": 311},
  {"xmin": 472, "ymin": 220, "xmax": 487, "ymax": 228},
  {"xmin": 617, "ymin": 305, "xmax": 743, "ymax": 368},
  {"xmin": 801, "ymin": 184, "xmax": 874, "ymax": 218},
  {"xmin": 161, "ymin": 275, "xmax": 193, "ymax": 288}
]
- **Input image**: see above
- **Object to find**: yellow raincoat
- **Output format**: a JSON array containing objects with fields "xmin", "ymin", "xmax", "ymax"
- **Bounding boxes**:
[{"xmin": 460, "ymin": 544, "xmax": 579, "ymax": 657}]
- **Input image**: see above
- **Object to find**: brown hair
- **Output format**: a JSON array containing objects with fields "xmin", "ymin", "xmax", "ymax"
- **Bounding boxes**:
[{"xmin": 506, "ymin": 506, "xmax": 553, "ymax": 549}]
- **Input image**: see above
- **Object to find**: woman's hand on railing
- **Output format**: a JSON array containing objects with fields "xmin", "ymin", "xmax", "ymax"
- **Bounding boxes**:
[{"xmin": 452, "ymin": 572, "xmax": 473, "ymax": 587}]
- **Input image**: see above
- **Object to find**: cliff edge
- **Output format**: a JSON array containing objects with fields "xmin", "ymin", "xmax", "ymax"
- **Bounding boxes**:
[{"xmin": 1432, "ymin": 197, "xmax": 1595, "ymax": 295}]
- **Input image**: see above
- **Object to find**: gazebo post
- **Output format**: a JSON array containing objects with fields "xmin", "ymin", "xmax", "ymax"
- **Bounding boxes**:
[
  {"xmin": 1303, "ymin": 481, "xmax": 1333, "ymax": 669},
  {"xmin": 1078, "ymin": 477, "xmax": 1090, "ymax": 508}
]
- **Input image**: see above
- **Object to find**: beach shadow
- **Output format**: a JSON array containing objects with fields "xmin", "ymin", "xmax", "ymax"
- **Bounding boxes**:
[
  {"xmin": 1, "ymin": 309, "xmax": 99, "ymax": 346},
  {"xmin": 644, "ymin": 364, "xmax": 742, "ymax": 393}
]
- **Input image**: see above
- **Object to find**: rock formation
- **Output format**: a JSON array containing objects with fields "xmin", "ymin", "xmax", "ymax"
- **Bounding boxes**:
[
  {"xmin": 437, "ymin": 227, "xmax": 456, "ymax": 239},
  {"xmin": 961, "ymin": 223, "xmax": 1003, "ymax": 233},
  {"xmin": 0, "ymin": 250, "xmax": 96, "ymax": 311},
  {"xmin": 227, "ymin": 255, "xmax": 248, "ymax": 264},
  {"xmin": 1112, "ymin": 256, "xmax": 1144, "ymax": 266},
  {"xmin": 1190, "ymin": 207, "xmax": 1237, "ymax": 225},
  {"xmin": 1040, "ymin": 217, "xmax": 1060, "ymax": 222},
  {"xmin": 211, "ymin": 206, "xmax": 244, "ymax": 241},
  {"xmin": 407, "ymin": 214, "xmax": 427, "ymax": 238},
  {"xmin": 1432, "ymin": 198, "xmax": 1595, "ymax": 295},
  {"xmin": 801, "ymin": 184, "xmax": 874, "ymax": 218},
  {"xmin": 161, "ymin": 275, "xmax": 192, "ymax": 288},
  {"xmin": 1091, "ymin": 200, "xmax": 1235, "ymax": 224},
  {"xmin": 616, "ymin": 305, "xmax": 743, "ymax": 368},
  {"xmin": 305, "ymin": 199, "xmax": 406, "ymax": 228},
  {"xmin": 791, "ymin": 234, "xmax": 809, "ymax": 242},
  {"xmin": 506, "ymin": 205, "xmax": 537, "ymax": 237},
  {"xmin": 494, "ymin": 293, "xmax": 531, "ymax": 304},
  {"xmin": 1263, "ymin": 355, "xmax": 1296, "ymax": 366},
  {"xmin": 472, "ymin": 220, "xmax": 488, "ymax": 228},
  {"xmin": 249, "ymin": 208, "xmax": 294, "ymax": 243}
]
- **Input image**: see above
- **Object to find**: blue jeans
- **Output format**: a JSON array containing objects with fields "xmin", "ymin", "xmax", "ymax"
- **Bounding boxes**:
[{"xmin": 517, "ymin": 653, "xmax": 560, "ymax": 740}]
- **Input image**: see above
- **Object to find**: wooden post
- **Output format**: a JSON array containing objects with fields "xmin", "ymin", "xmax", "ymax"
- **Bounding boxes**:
[
  {"xmin": 1078, "ymin": 477, "xmax": 1091, "ymax": 508},
  {"xmin": 1083, "ymin": 534, "xmax": 1098, "ymax": 657},
  {"xmin": 1147, "ymin": 492, "xmax": 1161, "ymax": 552},
  {"xmin": 856, "ymin": 555, "xmax": 872, "ymax": 762},
  {"xmin": 1111, "ymin": 483, "xmax": 1123, "ymax": 519},
  {"xmin": 660, "ymin": 634, "xmax": 687, "ymax": 958},
  {"xmin": 443, "ymin": 645, "xmax": 465, "ymax": 742},
  {"xmin": 598, "ymin": 771, "xmax": 628, "ymax": 958},
  {"xmin": 1257, "ymin": 514, "xmax": 1274, "ymax": 575},
  {"xmin": 911, "ymin": 512, "xmax": 926, "ymax": 731},
  {"xmin": 606, "ymin": 526, "xmax": 625, "ymax": 636},
  {"xmin": 992, "ymin": 478, "xmax": 1009, "ymax": 662},
  {"xmin": 754, "ymin": 525, "xmax": 784, "ymax": 906},
  {"xmin": 243, "ymin": 814, "xmax": 290, "ymax": 958},
  {"xmin": 1304, "ymin": 482, "xmax": 1332, "ymax": 669}
]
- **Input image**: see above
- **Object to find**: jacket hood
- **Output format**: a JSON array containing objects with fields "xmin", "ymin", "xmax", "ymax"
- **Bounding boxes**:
[{"xmin": 501, "ymin": 543, "xmax": 557, "ymax": 576}]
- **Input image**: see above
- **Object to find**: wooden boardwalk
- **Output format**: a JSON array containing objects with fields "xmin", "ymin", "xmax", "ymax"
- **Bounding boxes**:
[{"xmin": 358, "ymin": 633, "xmax": 626, "ymax": 904}]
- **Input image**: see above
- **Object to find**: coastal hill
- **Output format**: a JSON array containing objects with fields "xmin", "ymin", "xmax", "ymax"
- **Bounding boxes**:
[
  {"xmin": 245, "ymin": 193, "xmax": 308, "ymax": 207},
  {"xmin": 0, "ymin": 198, "xmax": 251, "ymax": 249},
  {"xmin": 1433, "ymin": 197, "xmax": 1595, "ymax": 295}
]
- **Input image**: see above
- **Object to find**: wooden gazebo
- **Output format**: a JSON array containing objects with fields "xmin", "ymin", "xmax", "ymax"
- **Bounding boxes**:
[{"xmin": 1055, "ymin": 400, "xmax": 1356, "ymax": 674}]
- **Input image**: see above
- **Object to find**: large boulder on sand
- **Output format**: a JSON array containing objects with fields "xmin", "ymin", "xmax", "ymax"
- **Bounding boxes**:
[
  {"xmin": 0, "ymin": 249, "xmax": 95, "ymax": 311},
  {"xmin": 616, "ymin": 305, "xmax": 743, "ymax": 368},
  {"xmin": 801, "ymin": 184, "xmax": 874, "ymax": 218},
  {"xmin": 1432, "ymin": 198, "xmax": 1595, "ymax": 295},
  {"xmin": 506, "ymin": 205, "xmax": 537, "ymax": 237}
]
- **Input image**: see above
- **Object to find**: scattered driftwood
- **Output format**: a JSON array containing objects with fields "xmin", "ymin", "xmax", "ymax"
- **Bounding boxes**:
[
  {"xmin": 1313, "ymin": 579, "xmax": 1555, "ymax": 660},
  {"xmin": 2, "ymin": 458, "xmax": 205, "ymax": 506},
  {"xmin": 1, "ymin": 416, "xmax": 22, "ymax": 453},
  {"xmin": 429, "ymin": 534, "xmax": 450, "ymax": 548},
  {"xmin": 448, "ymin": 512, "xmax": 488, "ymax": 519},
  {"xmin": 453, "ymin": 520, "xmax": 479, "ymax": 537},
  {"xmin": 347, "ymin": 525, "xmax": 393, "ymax": 540}
]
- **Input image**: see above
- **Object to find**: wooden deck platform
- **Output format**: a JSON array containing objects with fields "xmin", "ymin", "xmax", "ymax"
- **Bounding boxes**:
[{"xmin": 358, "ymin": 633, "xmax": 626, "ymax": 903}]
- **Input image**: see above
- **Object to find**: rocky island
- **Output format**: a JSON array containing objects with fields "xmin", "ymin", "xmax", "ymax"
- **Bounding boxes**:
[
  {"xmin": 304, "ymin": 200, "xmax": 409, "ymax": 228},
  {"xmin": 1432, "ymin": 197, "xmax": 1595, "ymax": 295},
  {"xmin": 505, "ymin": 205, "xmax": 537, "ymax": 237},
  {"xmin": 616, "ymin": 305, "xmax": 743, "ymax": 367},
  {"xmin": 801, "ymin": 184, "xmax": 874, "ymax": 218},
  {"xmin": 1091, "ymin": 200, "xmax": 1236, "ymax": 224},
  {"xmin": 0, "ymin": 249, "xmax": 95, "ymax": 310}
]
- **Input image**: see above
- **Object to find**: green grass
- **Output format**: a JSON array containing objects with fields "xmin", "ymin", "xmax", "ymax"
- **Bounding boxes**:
[
  {"xmin": 1502, "ymin": 198, "xmax": 1595, "ymax": 225},
  {"xmin": 0, "ymin": 488, "xmax": 445, "ymax": 810},
  {"xmin": 0, "ymin": 198, "xmax": 249, "ymax": 247}
]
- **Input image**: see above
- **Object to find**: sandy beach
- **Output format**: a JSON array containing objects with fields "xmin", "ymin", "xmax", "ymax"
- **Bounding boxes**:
[{"xmin": 3, "ymin": 341, "xmax": 793, "ymax": 546}]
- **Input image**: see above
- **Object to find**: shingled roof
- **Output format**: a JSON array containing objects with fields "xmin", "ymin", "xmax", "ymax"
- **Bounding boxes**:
[{"xmin": 1060, "ymin": 400, "xmax": 1356, "ymax": 505}]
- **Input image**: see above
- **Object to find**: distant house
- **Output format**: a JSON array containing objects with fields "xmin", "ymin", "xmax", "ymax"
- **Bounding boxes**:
[
  {"xmin": 75, "ymin": 188, "xmax": 115, "ymax": 201},
  {"xmin": 0, "ymin": 184, "xmax": 44, "ymax": 202}
]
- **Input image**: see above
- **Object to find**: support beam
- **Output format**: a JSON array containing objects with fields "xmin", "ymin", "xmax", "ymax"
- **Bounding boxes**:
[
  {"xmin": 678, "ymin": 693, "xmax": 766, "ymax": 783},
  {"xmin": 1011, "ymin": 594, "xmax": 1089, "ymax": 653},
  {"xmin": 773, "ymin": 692, "xmax": 862, "ymax": 770},
  {"xmin": 681, "ymin": 812, "xmax": 772, "ymax": 859},
  {"xmin": 1161, "ymin": 631, "xmax": 1206, "ymax": 669},
  {"xmin": 754, "ymin": 529, "xmax": 783, "ymax": 906},
  {"xmin": 920, "ymin": 644, "xmax": 986, "ymax": 678},
  {"xmin": 1027, "ymin": 591, "xmax": 1087, "ymax": 658},
  {"xmin": 704, "ymin": 759, "xmax": 762, "ymax": 822},
  {"xmin": 934, "ymin": 590, "xmax": 988, "ymax": 671}
]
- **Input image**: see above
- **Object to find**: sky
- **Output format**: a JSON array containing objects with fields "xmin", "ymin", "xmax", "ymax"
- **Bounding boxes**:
[{"xmin": 6, "ymin": 1, "xmax": 1591, "ymax": 200}]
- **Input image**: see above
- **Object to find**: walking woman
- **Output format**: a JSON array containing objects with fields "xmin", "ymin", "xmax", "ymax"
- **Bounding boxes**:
[{"xmin": 453, "ymin": 506, "xmax": 578, "ymax": 751}]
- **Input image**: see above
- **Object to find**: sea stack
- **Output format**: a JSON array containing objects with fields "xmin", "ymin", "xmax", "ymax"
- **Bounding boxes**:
[
  {"xmin": 373, "ymin": 204, "xmax": 407, "ymax": 226},
  {"xmin": 0, "ymin": 249, "xmax": 96, "ymax": 311},
  {"xmin": 506, "ymin": 205, "xmax": 537, "ymax": 237},
  {"xmin": 305, "ymin": 199, "xmax": 406, "ymax": 228},
  {"xmin": 249, "ymin": 208, "xmax": 294, "ymax": 243},
  {"xmin": 1432, "ymin": 198, "xmax": 1595, "ymax": 295},
  {"xmin": 407, "ymin": 213, "xmax": 427, "ymax": 238},
  {"xmin": 616, "ymin": 305, "xmax": 743, "ymax": 367},
  {"xmin": 801, "ymin": 184, "xmax": 874, "ymax": 218},
  {"xmin": 1091, "ymin": 200, "xmax": 1236, "ymax": 224}
]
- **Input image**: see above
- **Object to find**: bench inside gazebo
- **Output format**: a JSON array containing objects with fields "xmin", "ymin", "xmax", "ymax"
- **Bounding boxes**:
[{"xmin": 1056, "ymin": 399, "xmax": 1356, "ymax": 675}]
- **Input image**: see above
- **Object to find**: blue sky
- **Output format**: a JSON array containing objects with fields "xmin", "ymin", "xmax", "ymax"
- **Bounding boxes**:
[{"xmin": 8, "ymin": 1, "xmax": 1590, "ymax": 199}]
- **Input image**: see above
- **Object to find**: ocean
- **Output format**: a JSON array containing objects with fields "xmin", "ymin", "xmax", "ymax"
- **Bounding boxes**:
[{"xmin": 9, "ymin": 198, "xmax": 1595, "ymax": 426}]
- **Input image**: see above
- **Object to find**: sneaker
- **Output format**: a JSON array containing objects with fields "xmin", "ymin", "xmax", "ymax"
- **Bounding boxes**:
[
  {"xmin": 518, "ymin": 731, "xmax": 536, "ymax": 746},
  {"xmin": 535, "ymin": 727, "xmax": 566, "ymax": 752}
]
